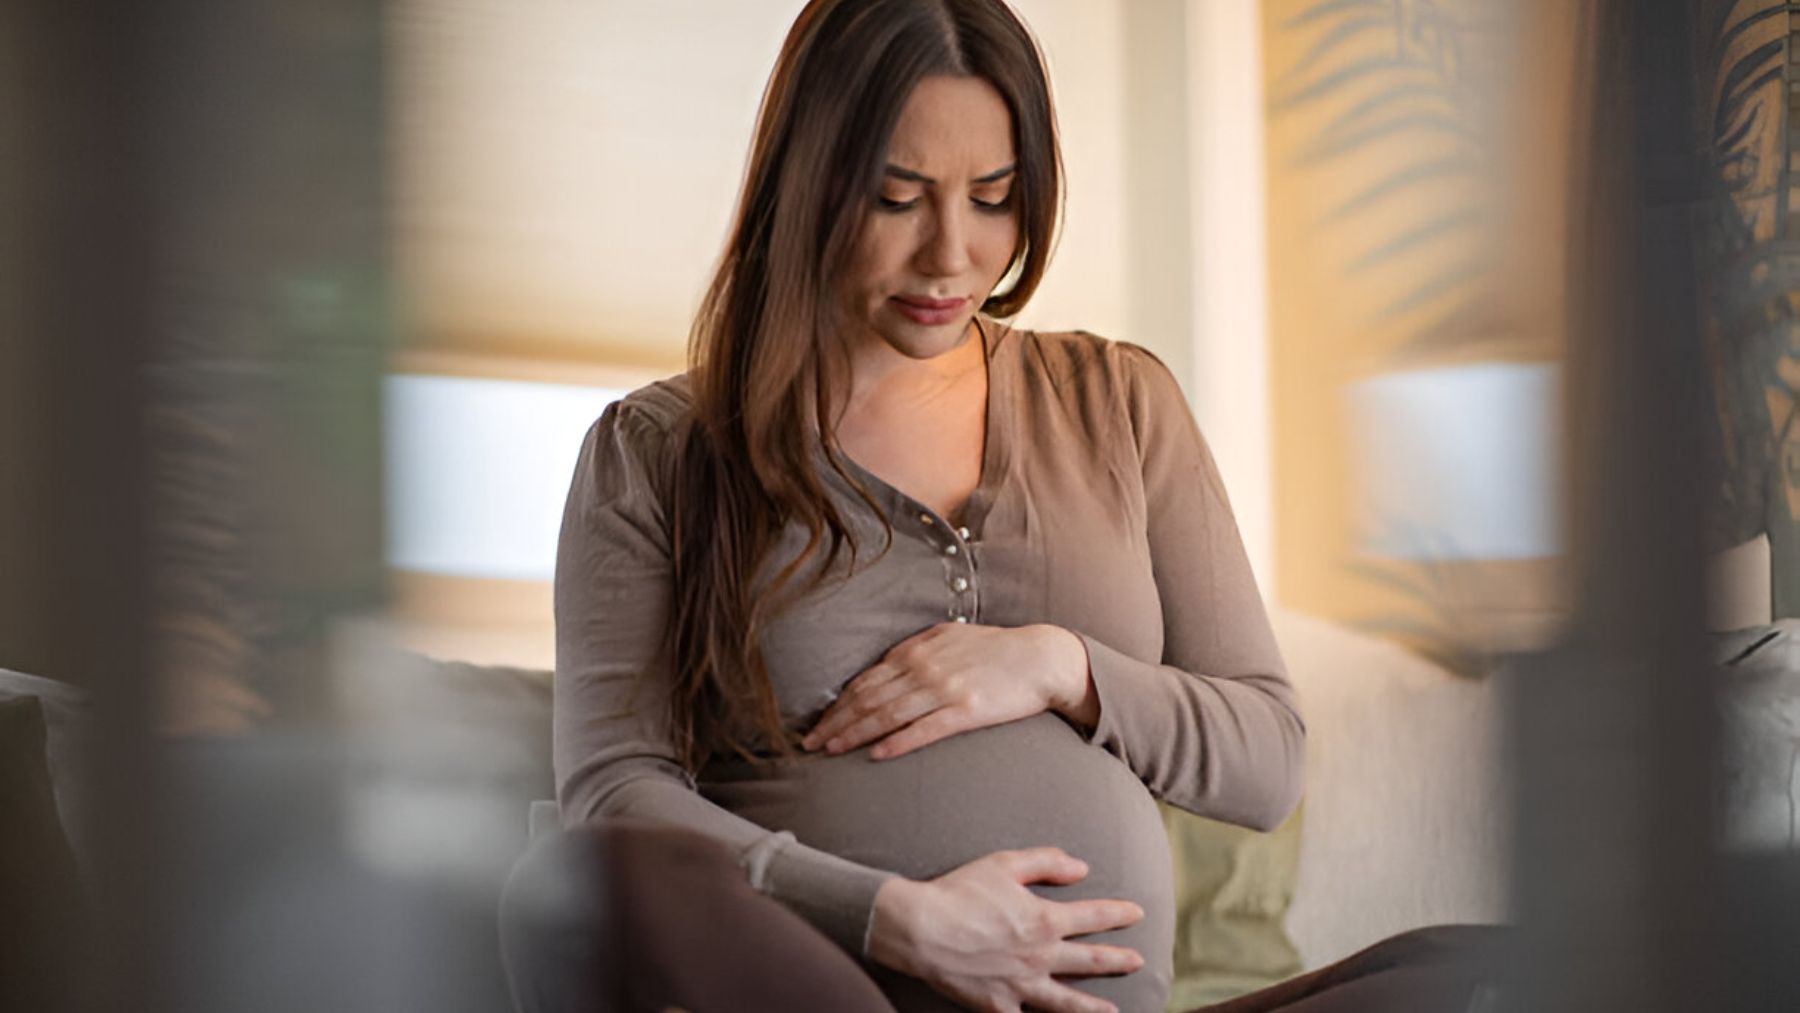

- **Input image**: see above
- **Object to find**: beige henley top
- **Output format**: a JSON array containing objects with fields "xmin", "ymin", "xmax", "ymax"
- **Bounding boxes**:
[{"xmin": 552, "ymin": 318, "xmax": 1304, "ymax": 1009}]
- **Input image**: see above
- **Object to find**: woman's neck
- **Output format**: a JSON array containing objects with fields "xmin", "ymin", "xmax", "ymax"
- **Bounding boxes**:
[{"xmin": 834, "ymin": 320, "xmax": 986, "ymax": 426}]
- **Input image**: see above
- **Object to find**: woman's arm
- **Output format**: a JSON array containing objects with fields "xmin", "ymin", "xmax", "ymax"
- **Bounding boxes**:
[
  {"xmin": 1065, "ymin": 344, "xmax": 1305, "ymax": 832},
  {"xmin": 794, "ymin": 342, "xmax": 1302, "ymax": 831},
  {"xmin": 789, "ymin": 372, "xmax": 1287, "ymax": 1012},
  {"xmin": 553, "ymin": 398, "xmax": 895, "ymax": 956},
  {"xmin": 562, "ymin": 395, "xmax": 1154, "ymax": 1013}
]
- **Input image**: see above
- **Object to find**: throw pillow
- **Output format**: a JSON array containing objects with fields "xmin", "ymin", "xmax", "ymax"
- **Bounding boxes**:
[{"xmin": 1160, "ymin": 801, "xmax": 1305, "ymax": 1011}]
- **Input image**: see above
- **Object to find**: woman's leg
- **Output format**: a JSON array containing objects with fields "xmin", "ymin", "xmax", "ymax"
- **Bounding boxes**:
[
  {"xmin": 499, "ymin": 821, "xmax": 897, "ymax": 1013},
  {"xmin": 1188, "ymin": 925, "xmax": 1504, "ymax": 1013}
]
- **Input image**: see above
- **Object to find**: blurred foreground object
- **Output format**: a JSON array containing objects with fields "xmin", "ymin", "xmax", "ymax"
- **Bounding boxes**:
[
  {"xmin": 2, "ymin": 0, "xmax": 155, "ymax": 1010},
  {"xmin": 1504, "ymin": 1, "xmax": 1775, "ymax": 1010}
]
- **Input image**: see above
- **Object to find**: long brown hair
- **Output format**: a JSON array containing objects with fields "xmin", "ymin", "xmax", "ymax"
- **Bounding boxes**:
[{"xmin": 666, "ymin": 0, "xmax": 1063, "ymax": 771}]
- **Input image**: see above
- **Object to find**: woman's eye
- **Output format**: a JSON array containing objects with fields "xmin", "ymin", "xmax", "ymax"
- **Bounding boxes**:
[{"xmin": 876, "ymin": 194, "xmax": 1011, "ymax": 213}]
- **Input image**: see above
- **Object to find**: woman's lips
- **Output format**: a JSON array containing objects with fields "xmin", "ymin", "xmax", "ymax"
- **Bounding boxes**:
[{"xmin": 890, "ymin": 295, "xmax": 969, "ymax": 326}]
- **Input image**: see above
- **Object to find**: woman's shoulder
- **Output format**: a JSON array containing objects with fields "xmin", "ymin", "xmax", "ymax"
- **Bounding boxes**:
[
  {"xmin": 594, "ymin": 371, "xmax": 698, "ymax": 447},
  {"xmin": 1009, "ymin": 325, "xmax": 1178, "ymax": 398},
  {"xmin": 616, "ymin": 370, "xmax": 696, "ymax": 424},
  {"xmin": 571, "ymin": 374, "xmax": 699, "ymax": 505}
]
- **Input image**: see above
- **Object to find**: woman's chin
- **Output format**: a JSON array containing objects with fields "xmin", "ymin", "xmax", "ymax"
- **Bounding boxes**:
[{"xmin": 873, "ymin": 313, "xmax": 977, "ymax": 360}]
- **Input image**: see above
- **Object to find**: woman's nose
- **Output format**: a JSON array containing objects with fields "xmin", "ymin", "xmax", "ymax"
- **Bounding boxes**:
[{"xmin": 915, "ymin": 203, "xmax": 973, "ymax": 277}]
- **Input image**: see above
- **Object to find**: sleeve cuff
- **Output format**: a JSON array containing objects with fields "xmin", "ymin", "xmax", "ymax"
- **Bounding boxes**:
[
  {"xmin": 745, "ymin": 831, "xmax": 900, "ymax": 958},
  {"xmin": 1071, "ymin": 631, "xmax": 1138, "ymax": 756}
]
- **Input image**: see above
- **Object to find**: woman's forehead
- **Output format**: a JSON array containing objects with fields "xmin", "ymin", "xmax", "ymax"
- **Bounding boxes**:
[{"xmin": 884, "ymin": 75, "xmax": 1015, "ymax": 178}]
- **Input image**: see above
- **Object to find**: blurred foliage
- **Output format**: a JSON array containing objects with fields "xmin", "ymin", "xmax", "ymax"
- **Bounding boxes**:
[
  {"xmin": 1270, "ymin": 0, "xmax": 1511, "ymax": 364},
  {"xmin": 1270, "ymin": 0, "xmax": 1520, "ymax": 670},
  {"xmin": 1699, "ymin": 0, "xmax": 1800, "ymax": 614}
]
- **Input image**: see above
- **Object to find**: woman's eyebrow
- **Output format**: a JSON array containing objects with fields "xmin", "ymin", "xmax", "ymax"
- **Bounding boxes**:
[{"xmin": 883, "ymin": 163, "xmax": 1018, "ymax": 185}]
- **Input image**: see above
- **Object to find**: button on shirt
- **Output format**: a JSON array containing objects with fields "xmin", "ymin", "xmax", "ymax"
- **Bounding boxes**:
[{"xmin": 551, "ymin": 318, "xmax": 1303, "ymax": 960}]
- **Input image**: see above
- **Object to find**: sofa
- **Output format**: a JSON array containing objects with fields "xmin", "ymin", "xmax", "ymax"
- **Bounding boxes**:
[{"xmin": 2, "ymin": 605, "xmax": 1541, "ymax": 1012}]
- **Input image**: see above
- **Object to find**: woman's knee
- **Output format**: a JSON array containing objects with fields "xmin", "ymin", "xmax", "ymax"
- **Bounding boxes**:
[
  {"xmin": 502, "ymin": 828, "xmax": 605, "ymax": 940},
  {"xmin": 500, "ymin": 822, "xmax": 741, "ymax": 1013},
  {"xmin": 500, "ymin": 822, "xmax": 896, "ymax": 1013},
  {"xmin": 1353, "ymin": 924, "xmax": 1508, "ymax": 972},
  {"xmin": 502, "ymin": 822, "xmax": 738, "ymax": 940}
]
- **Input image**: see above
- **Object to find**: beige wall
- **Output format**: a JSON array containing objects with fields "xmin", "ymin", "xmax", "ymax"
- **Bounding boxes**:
[
  {"xmin": 387, "ymin": 1, "xmax": 1188, "ymax": 662},
  {"xmin": 391, "ymin": 0, "xmax": 1140, "ymax": 371},
  {"xmin": 1187, "ymin": 0, "xmax": 1274, "ymax": 593}
]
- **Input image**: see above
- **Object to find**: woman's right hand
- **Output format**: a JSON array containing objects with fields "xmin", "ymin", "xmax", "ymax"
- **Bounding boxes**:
[{"xmin": 865, "ymin": 848, "xmax": 1146, "ymax": 1013}]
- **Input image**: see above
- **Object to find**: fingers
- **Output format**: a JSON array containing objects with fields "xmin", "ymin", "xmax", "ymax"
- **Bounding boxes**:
[
  {"xmin": 826, "ymin": 687, "xmax": 940, "ymax": 755},
  {"xmin": 1046, "ymin": 941, "xmax": 1144, "ymax": 977},
  {"xmin": 997, "ymin": 847, "xmax": 1091, "ymax": 885},
  {"xmin": 868, "ymin": 705, "xmax": 972, "ymax": 759},
  {"xmin": 805, "ymin": 622, "xmax": 997, "ymax": 755},
  {"xmin": 1046, "ymin": 898, "xmax": 1146, "ymax": 939},
  {"xmin": 841, "ymin": 658, "xmax": 907, "ymax": 702},
  {"xmin": 801, "ymin": 662, "xmax": 902, "ymax": 749},
  {"xmin": 988, "ymin": 851, "xmax": 1143, "ymax": 933}
]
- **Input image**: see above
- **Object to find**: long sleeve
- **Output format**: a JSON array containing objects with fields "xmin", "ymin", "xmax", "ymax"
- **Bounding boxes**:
[
  {"xmin": 552, "ymin": 397, "xmax": 898, "ymax": 956},
  {"xmin": 1071, "ymin": 345, "xmax": 1305, "ymax": 832}
]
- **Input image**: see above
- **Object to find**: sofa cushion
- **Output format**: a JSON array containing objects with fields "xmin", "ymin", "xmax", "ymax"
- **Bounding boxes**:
[
  {"xmin": 328, "ymin": 620, "xmax": 556, "ymax": 888},
  {"xmin": 1272, "ymin": 609, "xmax": 1511, "ymax": 970},
  {"xmin": 1715, "ymin": 620, "xmax": 1800, "ymax": 851}
]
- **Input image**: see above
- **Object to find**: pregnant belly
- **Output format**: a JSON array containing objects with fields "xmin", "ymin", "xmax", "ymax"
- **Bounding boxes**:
[{"xmin": 698, "ymin": 712, "xmax": 1174, "ymax": 1012}]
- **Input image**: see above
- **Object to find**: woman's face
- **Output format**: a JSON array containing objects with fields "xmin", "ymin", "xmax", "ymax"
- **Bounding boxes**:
[{"xmin": 837, "ymin": 74, "xmax": 1020, "ymax": 361}]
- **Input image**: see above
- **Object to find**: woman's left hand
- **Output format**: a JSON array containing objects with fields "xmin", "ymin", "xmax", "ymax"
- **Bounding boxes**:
[{"xmin": 801, "ymin": 623, "xmax": 1096, "ymax": 760}]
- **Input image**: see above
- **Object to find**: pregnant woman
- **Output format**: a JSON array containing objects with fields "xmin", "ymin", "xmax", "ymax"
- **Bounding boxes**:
[{"xmin": 501, "ymin": 2, "xmax": 1495, "ymax": 1011}]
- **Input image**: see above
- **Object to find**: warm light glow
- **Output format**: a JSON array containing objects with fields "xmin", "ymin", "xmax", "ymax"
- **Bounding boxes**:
[
  {"xmin": 384, "ymin": 374, "xmax": 625, "ymax": 581},
  {"xmin": 1348, "ymin": 362, "xmax": 1562, "ymax": 561}
]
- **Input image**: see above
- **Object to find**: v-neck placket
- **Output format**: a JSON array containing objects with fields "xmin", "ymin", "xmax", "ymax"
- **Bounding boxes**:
[{"xmin": 822, "ymin": 316, "xmax": 1015, "ymax": 625}]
